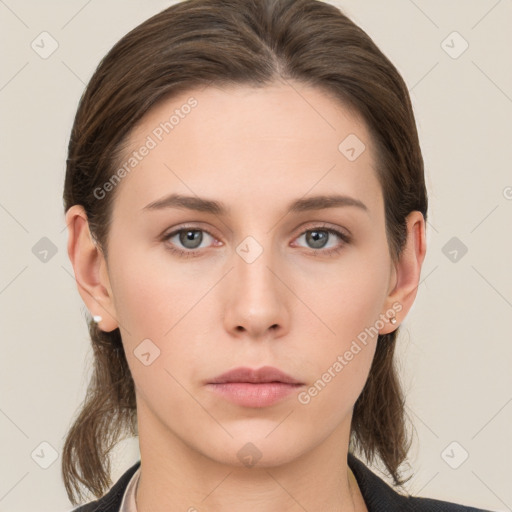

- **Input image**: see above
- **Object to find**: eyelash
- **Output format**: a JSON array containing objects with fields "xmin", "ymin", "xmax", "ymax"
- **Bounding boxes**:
[{"xmin": 162, "ymin": 224, "xmax": 351, "ymax": 259}]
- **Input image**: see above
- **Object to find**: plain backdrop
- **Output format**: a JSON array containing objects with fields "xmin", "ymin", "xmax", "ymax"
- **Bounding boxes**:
[{"xmin": 1, "ymin": 1, "xmax": 511, "ymax": 511}]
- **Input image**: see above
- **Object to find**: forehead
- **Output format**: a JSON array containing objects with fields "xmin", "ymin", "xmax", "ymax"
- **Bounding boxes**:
[{"xmin": 110, "ymin": 81, "xmax": 383, "ymax": 220}]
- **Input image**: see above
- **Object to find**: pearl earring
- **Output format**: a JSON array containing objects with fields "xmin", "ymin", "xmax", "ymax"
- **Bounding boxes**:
[
  {"xmin": 93, "ymin": 315, "xmax": 103, "ymax": 323},
  {"xmin": 390, "ymin": 316, "xmax": 397, "ymax": 325}
]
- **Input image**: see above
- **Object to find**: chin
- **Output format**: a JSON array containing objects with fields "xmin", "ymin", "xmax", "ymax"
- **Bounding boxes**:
[{"xmin": 201, "ymin": 432, "xmax": 309, "ymax": 469}]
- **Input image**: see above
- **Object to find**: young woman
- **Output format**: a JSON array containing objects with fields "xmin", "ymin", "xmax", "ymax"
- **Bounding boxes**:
[{"xmin": 62, "ymin": 0, "xmax": 491, "ymax": 510}]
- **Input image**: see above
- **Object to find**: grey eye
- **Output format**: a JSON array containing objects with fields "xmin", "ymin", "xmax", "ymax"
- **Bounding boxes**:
[
  {"xmin": 305, "ymin": 230, "xmax": 330, "ymax": 249},
  {"xmin": 178, "ymin": 229, "xmax": 203, "ymax": 249},
  {"xmin": 164, "ymin": 228, "xmax": 215, "ymax": 251}
]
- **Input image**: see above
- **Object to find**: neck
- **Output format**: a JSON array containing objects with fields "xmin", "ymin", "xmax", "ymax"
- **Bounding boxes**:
[{"xmin": 134, "ymin": 403, "xmax": 365, "ymax": 512}]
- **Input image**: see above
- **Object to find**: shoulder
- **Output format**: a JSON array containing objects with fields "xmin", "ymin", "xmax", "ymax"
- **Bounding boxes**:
[
  {"xmin": 347, "ymin": 452, "xmax": 492, "ymax": 512},
  {"xmin": 68, "ymin": 460, "xmax": 141, "ymax": 512},
  {"xmin": 403, "ymin": 495, "xmax": 492, "ymax": 511}
]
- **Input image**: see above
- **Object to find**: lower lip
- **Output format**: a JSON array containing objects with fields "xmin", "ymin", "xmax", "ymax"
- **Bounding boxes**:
[{"xmin": 206, "ymin": 382, "xmax": 303, "ymax": 407}]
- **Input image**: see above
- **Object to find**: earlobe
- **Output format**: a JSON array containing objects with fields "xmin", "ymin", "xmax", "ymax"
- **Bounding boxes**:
[
  {"xmin": 379, "ymin": 211, "xmax": 427, "ymax": 335},
  {"xmin": 65, "ymin": 205, "xmax": 119, "ymax": 332}
]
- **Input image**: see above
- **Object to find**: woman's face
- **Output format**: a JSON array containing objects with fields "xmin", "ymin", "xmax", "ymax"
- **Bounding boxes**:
[{"xmin": 90, "ymin": 81, "xmax": 407, "ymax": 467}]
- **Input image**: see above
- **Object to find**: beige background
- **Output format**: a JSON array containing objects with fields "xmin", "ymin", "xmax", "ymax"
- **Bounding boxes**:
[{"xmin": 1, "ymin": 1, "xmax": 511, "ymax": 511}]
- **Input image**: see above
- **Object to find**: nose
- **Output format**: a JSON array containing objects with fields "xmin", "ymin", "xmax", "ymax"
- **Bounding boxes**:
[{"xmin": 222, "ymin": 237, "xmax": 290, "ymax": 340}]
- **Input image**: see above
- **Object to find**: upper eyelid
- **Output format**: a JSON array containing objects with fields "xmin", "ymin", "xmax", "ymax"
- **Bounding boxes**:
[
  {"xmin": 298, "ymin": 222, "xmax": 351, "ymax": 237},
  {"xmin": 164, "ymin": 225, "xmax": 217, "ymax": 240}
]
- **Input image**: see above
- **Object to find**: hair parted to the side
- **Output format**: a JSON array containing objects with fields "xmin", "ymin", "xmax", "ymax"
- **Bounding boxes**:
[{"xmin": 62, "ymin": 0, "xmax": 427, "ymax": 504}]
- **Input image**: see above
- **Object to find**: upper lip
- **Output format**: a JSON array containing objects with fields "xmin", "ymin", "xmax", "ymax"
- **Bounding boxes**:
[{"xmin": 208, "ymin": 366, "xmax": 303, "ymax": 385}]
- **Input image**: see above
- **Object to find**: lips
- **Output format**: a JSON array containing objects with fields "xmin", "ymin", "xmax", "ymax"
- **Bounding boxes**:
[
  {"xmin": 206, "ymin": 366, "xmax": 304, "ymax": 408},
  {"xmin": 207, "ymin": 365, "xmax": 303, "ymax": 385}
]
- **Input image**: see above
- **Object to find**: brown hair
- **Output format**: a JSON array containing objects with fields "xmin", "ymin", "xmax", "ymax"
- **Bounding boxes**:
[{"xmin": 62, "ymin": 0, "xmax": 427, "ymax": 504}]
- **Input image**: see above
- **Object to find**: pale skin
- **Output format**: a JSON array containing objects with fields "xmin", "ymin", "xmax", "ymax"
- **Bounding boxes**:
[{"xmin": 66, "ymin": 80, "xmax": 426, "ymax": 511}]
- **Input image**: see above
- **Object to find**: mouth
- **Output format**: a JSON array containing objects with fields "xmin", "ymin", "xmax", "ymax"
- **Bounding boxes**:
[
  {"xmin": 206, "ymin": 366, "xmax": 304, "ymax": 408},
  {"xmin": 207, "ymin": 365, "xmax": 303, "ymax": 385}
]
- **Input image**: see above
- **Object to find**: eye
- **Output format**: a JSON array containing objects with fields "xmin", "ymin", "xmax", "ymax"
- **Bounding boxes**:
[
  {"xmin": 293, "ymin": 225, "xmax": 350, "ymax": 256},
  {"xmin": 162, "ymin": 226, "xmax": 217, "ymax": 258},
  {"xmin": 162, "ymin": 223, "xmax": 351, "ymax": 258}
]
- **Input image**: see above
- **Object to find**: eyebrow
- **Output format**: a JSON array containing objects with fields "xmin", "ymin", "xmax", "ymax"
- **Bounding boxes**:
[{"xmin": 142, "ymin": 193, "xmax": 368, "ymax": 215}]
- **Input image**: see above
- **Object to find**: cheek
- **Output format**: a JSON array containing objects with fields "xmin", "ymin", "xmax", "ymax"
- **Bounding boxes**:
[
  {"xmin": 294, "ymin": 276, "xmax": 379, "ymax": 423},
  {"xmin": 109, "ymin": 246, "xmax": 198, "ymax": 339},
  {"xmin": 298, "ymin": 249, "xmax": 389, "ymax": 345},
  {"xmin": 108, "ymin": 248, "xmax": 211, "ymax": 381},
  {"xmin": 291, "ymin": 248, "xmax": 389, "ymax": 401}
]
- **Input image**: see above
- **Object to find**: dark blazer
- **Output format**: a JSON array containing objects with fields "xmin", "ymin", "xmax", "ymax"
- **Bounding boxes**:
[{"xmin": 71, "ymin": 452, "xmax": 492, "ymax": 511}]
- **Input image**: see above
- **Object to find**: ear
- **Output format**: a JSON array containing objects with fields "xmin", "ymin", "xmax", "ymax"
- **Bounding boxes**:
[
  {"xmin": 379, "ymin": 210, "xmax": 427, "ymax": 335},
  {"xmin": 65, "ymin": 205, "xmax": 119, "ymax": 332}
]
